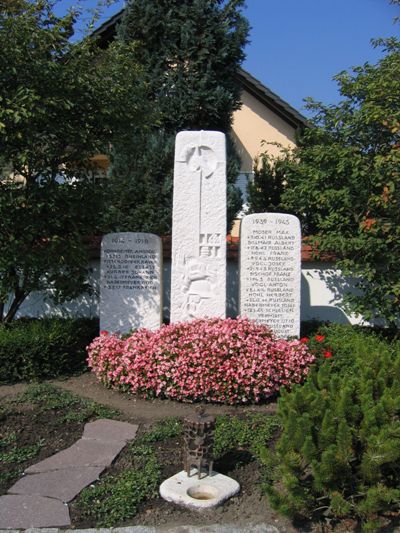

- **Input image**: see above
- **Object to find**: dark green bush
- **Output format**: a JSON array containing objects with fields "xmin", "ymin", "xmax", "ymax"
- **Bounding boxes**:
[
  {"xmin": 0, "ymin": 317, "xmax": 98, "ymax": 383},
  {"xmin": 263, "ymin": 325, "xmax": 400, "ymax": 531}
]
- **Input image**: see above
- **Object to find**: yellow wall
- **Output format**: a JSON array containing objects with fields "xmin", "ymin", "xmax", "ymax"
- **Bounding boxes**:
[{"xmin": 232, "ymin": 89, "xmax": 298, "ymax": 172}]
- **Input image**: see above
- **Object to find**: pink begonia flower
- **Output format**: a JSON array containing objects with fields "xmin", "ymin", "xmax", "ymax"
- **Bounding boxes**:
[{"xmin": 87, "ymin": 318, "xmax": 314, "ymax": 405}]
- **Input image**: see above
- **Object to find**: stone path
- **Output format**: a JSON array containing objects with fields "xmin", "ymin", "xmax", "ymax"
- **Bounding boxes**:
[{"xmin": 0, "ymin": 420, "xmax": 138, "ymax": 529}]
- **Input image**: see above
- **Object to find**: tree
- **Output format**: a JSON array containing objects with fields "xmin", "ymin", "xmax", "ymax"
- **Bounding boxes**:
[
  {"xmin": 105, "ymin": 0, "xmax": 249, "ymax": 234},
  {"xmin": 0, "ymin": 0, "xmax": 148, "ymax": 322},
  {"xmin": 248, "ymin": 38, "xmax": 400, "ymax": 327},
  {"xmin": 246, "ymin": 145, "xmax": 286, "ymax": 215}
]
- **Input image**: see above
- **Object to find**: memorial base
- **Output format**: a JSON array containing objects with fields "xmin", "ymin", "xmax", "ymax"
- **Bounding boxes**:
[{"xmin": 159, "ymin": 469, "xmax": 240, "ymax": 510}]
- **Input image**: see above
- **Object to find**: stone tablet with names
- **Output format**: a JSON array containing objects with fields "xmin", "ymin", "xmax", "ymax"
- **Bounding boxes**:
[
  {"xmin": 240, "ymin": 213, "xmax": 301, "ymax": 338},
  {"xmin": 100, "ymin": 232, "xmax": 162, "ymax": 333},
  {"xmin": 170, "ymin": 131, "xmax": 226, "ymax": 323}
]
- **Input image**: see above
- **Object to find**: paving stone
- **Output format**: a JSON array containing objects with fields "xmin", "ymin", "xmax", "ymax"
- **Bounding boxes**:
[
  {"xmin": 25, "ymin": 439, "xmax": 125, "ymax": 474},
  {"xmin": 82, "ymin": 419, "xmax": 138, "ymax": 443},
  {"xmin": 8, "ymin": 467, "xmax": 105, "ymax": 502},
  {"xmin": 0, "ymin": 495, "xmax": 70, "ymax": 528}
]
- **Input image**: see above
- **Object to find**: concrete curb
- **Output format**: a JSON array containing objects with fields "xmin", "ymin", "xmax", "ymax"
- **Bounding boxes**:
[{"xmin": 0, "ymin": 524, "xmax": 282, "ymax": 533}]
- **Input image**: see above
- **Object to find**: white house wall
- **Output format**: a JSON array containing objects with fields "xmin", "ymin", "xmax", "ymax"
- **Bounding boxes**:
[{"xmin": 12, "ymin": 259, "xmax": 365, "ymax": 327}]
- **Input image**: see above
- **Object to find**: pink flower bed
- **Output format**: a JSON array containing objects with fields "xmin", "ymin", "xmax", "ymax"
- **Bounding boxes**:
[{"xmin": 87, "ymin": 317, "xmax": 315, "ymax": 404}]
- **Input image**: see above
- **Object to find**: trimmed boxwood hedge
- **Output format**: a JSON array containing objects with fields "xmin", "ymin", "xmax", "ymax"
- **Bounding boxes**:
[{"xmin": 0, "ymin": 317, "xmax": 98, "ymax": 384}]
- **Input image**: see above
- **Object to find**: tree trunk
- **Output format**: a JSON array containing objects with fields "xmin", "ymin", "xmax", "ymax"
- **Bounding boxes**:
[{"xmin": 4, "ymin": 290, "xmax": 27, "ymax": 323}]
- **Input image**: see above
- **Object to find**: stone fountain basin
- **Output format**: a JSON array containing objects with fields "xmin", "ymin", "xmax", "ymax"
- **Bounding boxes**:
[{"xmin": 159, "ymin": 470, "xmax": 240, "ymax": 510}]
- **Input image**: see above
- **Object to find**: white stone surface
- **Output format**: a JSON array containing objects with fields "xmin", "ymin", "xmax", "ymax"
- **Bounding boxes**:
[
  {"xmin": 240, "ymin": 213, "xmax": 301, "ymax": 338},
  {"xmin": 170, "ymin": 131, "xmax": 226, "ymax": 323},
  {"xmin": 159, "ymin": 470, "xmax": 239, "ymax": 511},
  {"xmin": 100, "ymin": 232, "xmax": 162, "ymax": 334}
]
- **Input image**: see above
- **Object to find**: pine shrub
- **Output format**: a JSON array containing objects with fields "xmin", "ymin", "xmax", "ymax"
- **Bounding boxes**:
[{"xmin": 263, "ymin": 326, "xmax": 400, "ymax": 530}]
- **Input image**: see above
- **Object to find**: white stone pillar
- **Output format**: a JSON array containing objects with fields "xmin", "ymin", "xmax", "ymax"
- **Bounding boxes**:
[{"xmin": 170, "ymin": 131, "xmax": 226, "ymax": 323}]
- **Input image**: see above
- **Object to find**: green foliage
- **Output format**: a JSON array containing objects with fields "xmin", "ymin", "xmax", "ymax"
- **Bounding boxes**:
[
  {"xmin": 0, "ymin": 432, "xmax": 17, "ymax": 448},
  {"xmin": 105, "ymin": 0, "xmax": 249, "ymax": 234},
  {"xmin": 0, "ymin": 0, "xmax": 148, "ymax": 321},
  {"xmin": 14, "ymin": 383, "xmax": 119, "ymax": 420},
  {"xmin": 264, "ymin": 326, "xmax": 400, "ymax": 529},
  {"xmin": 104, "ymin": 130, "xmax": 174, "ymax": 235},
  {"xmin": 213, "ymin": 413, "xmax": 280, "ymax": 459},
  {"xmin": 119, "ymin": 0, "xmax": 248, "ymax": 134},
  {"xmin": 247, "ymin": 148, "xmax": 286, "ymax": 215},
  {"xmin": 0, "ymin": 318, "xmax": 98, "ymax": 383},
  {"xmin": 0, "ymin": 469, "xmax": 23, "ymax": 486},
  {"xmin": 247, "ymin": 38, "xmax": 400, "ymax": 326},
  {"xmin": 77, "ymin": 442, "xmax": 160, "ymax": 526},
  {"xmin": 0, "ymin": 439, "xmax": 44, "ymax": 465},
  {"xmin": 136, "ymin": 417, "xmax": 182, "ymax": 444}
]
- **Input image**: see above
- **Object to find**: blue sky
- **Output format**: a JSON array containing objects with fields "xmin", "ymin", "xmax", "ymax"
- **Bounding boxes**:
[{"xmin": 57, "ymin": 0, "xmax": 399, "ymax": 117}]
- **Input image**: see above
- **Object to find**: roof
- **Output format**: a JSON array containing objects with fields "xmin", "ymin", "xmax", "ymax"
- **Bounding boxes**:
[
  {"xmin": 236, "ymin": 69, "xmax": 308, "ymax": 129},
  {"xmin": 92, "ymin": 9, "xmax": 308, "ymax": 130}
]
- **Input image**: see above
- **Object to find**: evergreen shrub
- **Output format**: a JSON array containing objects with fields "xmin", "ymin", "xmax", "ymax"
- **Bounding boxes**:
[
  {"xmin": 0, "ymin": 317, "xmax": 98, "ymax": 383},
  {"xmin": 87, "ymin": 318, "xmax": 314, "ymax": 405},
  {"xmin": 263, "ymin": 325, "xmax": 400, "ymax": 531}
]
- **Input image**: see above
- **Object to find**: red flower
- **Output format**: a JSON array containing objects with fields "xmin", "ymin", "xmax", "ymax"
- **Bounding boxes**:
[
  {"xmin": 314, "ymin": 335, "xmax": 325, "ymax": 342},
  {"xmin": 300, "ymin": 337, "xmax": 309, "ymax": 343},
  {"xmin": 100, "ymin": 330, "xmax": 109, "ymax": 336},
  {"xmin": 323, "ymin": 351, "xmax": 333, "ymax": 359}
]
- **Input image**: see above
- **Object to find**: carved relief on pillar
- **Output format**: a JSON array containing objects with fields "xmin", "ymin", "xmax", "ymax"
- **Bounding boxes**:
[{"xmin": 171, "ymin": 131, "xmax": 226, "ymax": 323}]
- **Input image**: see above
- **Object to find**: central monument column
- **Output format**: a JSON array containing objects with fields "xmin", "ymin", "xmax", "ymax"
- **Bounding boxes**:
[{"xmin": 170, "ymin": 131, "xmax": 227, "ymax": 323}]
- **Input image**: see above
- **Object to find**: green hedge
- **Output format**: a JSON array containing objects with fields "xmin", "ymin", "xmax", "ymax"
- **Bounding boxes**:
[
  {"xmin": 262, "ymin": 325, "xmax": 400, "ymax": 531},
  {"xmin": 0, "ymin": 317, "xmax": 99, "ymax": 384}
]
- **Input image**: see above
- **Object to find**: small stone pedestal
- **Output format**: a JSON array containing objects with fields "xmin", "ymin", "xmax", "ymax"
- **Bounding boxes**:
[
  {"xmin": 160, "ymin": 408, "xmax": 240, "ymax": 510},
  {"xmin": 160, "ymin": 470, "xmax": 240, "ymax": 511},
  {"xmin": 183, "ymin": 408, "xmax": 215, "ymax": 479}
]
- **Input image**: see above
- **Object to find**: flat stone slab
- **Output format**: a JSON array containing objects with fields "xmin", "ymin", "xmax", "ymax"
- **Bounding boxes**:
[
  {"xmin": 0, "ymin": 495, "xmax": 70, "ymax": 528},
  {"xmin": 159, "ymin": 470, "xmax": 240, "ymax": 511},
  {"xmin": 25, "ymin": 438, "xmax": 125, "ymax": 474},
  {"xmin": 8, "ymin": 466, "xmax": 104, "ymax": 502},
  {"xmin": 82, "ymin": 419, "xmax": 138, "ymax": 443},
  {"xmin": 100, "ymin": 232, "xmax": 162, "ymax": 334},
  {"xmin": 240, "ymin": 213, "xmax": 301, "ymax": 339}
]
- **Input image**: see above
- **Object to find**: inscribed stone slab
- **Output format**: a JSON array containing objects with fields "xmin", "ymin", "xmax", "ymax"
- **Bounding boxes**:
[
  {"xmin": 171, "ymin": 131, "xmax": 226, "ymax": 323},
  {"xmin": 240, "ymin": 213, "xmax": 301, "ymax": 338},
  {"xmin": 0, "ymin": 495, "xmax": 70, "ymax": 528},
  {"xmin": 100, "ymin": 232, "xmax": 162, "ymax": 334},
  {"xmin": 25, "ymin": 439, "xmax": 125, "ymax": 474},
  {"xmin": 7, "ymin": 467, "xmax": 104, "ymax": 502}
]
